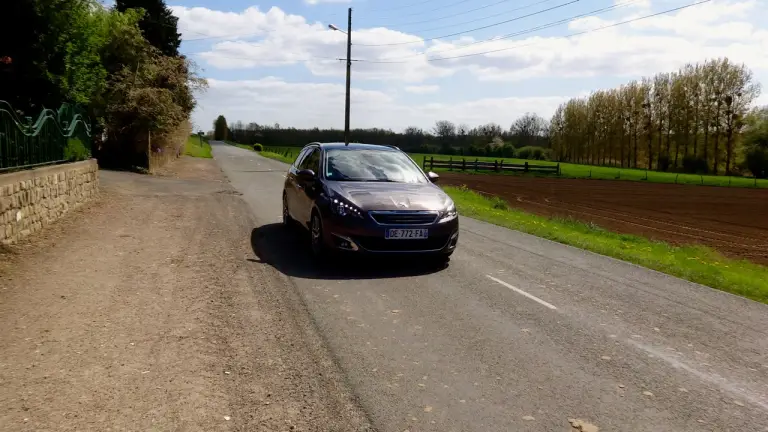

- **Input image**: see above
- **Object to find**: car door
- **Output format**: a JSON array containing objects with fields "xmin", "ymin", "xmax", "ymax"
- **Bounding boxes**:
[
  {"xmin": 286, "ymin": 147, "xmax": 311, "ymax": 220},
  {"xmin": 295, "ymin": 147, "xmax": 321, "ymax": 225}
]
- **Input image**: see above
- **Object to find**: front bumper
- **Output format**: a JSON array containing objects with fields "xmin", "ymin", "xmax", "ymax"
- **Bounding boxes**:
[{"xmin": 322, "ymin": 213, "xmax": 459, "ymax": 255}]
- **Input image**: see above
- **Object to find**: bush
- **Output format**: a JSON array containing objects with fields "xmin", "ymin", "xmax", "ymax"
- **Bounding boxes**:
[
  {"xmin": 65, "ymin": 138, "xmax": 90, "ymax": 161},
  {"xmin": 745, "ymin": 147, "xmax": 768, "ymax": 179},
  {"xmin": 252, "ymin": 143, "xmax": 264, "ymax": 152},
  {"xmin": 682, "ymin": 154, "xmax": 709, "ymax": 174},
  {"xmin": 515, "ymin": 146, "xmax": 550, "ymax": 161}
]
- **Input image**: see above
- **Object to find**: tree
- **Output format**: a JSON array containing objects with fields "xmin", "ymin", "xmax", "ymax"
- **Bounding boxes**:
[
  {"xmin": 214, "ymin": 115, "xmax": 229, "ymax": 141},
  {"xmin": 510, "ymin": 113, "xmax": 548, "ymax": 148},
  {"xmin": 433, "ymin": 120, "xmax": 456, "ymax": 138},
  {"xmin": 0, "ymin": 0, "xmax": 109, "ymax": 113},
  {"xmin": 742, "ymin": 107, "xmax": 768, "ymax": 178},
  {"xmin": 116, "ymin": 0, "xmax": 181, "ymax": 56}
]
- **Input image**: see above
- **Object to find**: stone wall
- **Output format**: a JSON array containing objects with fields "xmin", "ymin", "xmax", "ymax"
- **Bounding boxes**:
[{"xmin": 0, "ymin": 160, "xmax": 99, "ymax": 244}]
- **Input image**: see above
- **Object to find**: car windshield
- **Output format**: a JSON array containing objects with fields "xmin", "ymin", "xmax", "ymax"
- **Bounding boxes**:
[{"xmin": 324, "ymin": 148, "xmax": 428, "ymax": 183}]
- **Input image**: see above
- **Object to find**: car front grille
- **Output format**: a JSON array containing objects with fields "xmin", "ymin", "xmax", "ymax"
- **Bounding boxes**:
[
  {"xmin": 369, "ymin": 211, "xmax": 439, "ymax": 225},
  {"xmin": 356, "ymin": 235, "xmax": 450, "ymax": 252}
]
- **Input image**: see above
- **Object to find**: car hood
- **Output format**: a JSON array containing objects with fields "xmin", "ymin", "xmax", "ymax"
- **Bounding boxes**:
[{"xmin": 328, "ymin": 182, "xmax": 451, "ymax": 211}]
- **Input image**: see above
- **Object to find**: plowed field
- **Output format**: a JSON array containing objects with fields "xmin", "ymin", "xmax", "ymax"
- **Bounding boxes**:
[{"xmin": 441, "ymin": 173, "xmax": 768, "ymax": 265}]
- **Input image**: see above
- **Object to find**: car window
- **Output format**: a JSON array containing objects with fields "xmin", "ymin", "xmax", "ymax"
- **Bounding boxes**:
[
  {"xmin": 293, "ymin": 148, "xmax": 310, "ymax": 168},
  {"xmin": 324, "ymin": 148, "xmax": 427, "ymax": 183},
  {"xmin": 299, "ymin": 148, "xmax": 320, "ymax": 173}
]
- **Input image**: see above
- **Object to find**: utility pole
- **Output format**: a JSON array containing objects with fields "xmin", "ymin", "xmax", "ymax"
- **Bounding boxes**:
[{"xmin": 344, "ymin": 7, "xmax": 352, "ymax": 146}]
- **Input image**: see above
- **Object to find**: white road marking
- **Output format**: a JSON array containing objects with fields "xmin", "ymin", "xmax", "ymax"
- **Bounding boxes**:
[{"xmin": 485, "ymin": 275, "xmax": 558, "ymax": 310}]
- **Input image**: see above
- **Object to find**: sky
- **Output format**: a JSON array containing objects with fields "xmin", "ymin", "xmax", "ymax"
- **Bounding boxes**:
[{"xmin": 166, "ymin": 0, "xmax": 768, "ymax": 133}]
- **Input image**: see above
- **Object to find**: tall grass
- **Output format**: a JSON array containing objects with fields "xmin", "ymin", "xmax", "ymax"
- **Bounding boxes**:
[{"xmin": 184, "ymin": 135, "xmax": 212, "ymax": 158}]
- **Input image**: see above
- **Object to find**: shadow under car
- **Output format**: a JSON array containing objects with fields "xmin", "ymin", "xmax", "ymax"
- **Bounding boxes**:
[{"xmin": 249, "ymin": 224, "xmax": 448, "ymax": 280}]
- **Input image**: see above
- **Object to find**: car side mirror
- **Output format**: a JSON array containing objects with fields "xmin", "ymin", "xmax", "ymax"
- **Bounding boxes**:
[
  {"xmin": 297, "ymin": 169, "xmax": 316, "ymax": 182},
  {"xmin": 427, "ymin": 171, "xmax": 439, "ymax": 183}
]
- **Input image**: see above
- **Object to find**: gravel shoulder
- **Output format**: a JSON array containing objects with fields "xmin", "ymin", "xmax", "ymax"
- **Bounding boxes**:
[{"xmin": 0, "ymin": 157, "xmax": 371, "ymax": 431}]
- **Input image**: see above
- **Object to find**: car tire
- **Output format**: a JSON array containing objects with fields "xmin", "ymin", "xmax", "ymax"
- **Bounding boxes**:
[
  {"xmin": 282, "ymin": 193, "xmax": 294, "ymax": 228},
  {"xmin": 310, "ymin": 212, "xmax": 326, "ymax": 259}
]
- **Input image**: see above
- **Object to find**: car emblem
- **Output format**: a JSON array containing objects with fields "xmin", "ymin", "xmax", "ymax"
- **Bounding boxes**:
[{"xmin": 397, "ymin": 201, "xmax": 409, "ymax": 208}]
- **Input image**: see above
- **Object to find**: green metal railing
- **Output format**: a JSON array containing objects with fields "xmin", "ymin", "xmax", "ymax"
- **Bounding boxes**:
[{"xmin": 0, "ymin": 100, "xmax": 92, "ymax": 172}]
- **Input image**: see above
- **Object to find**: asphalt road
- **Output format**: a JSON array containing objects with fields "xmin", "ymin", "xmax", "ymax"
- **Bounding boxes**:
[{"xmin": 211, "ymin": 141, "xmax": 768, "ymax": 431}]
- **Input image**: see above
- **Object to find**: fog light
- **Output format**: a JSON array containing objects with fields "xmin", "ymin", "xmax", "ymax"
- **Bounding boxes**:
[{"xmin": 332, "ymin": 233, "xmax": 359, "ymax": 251}]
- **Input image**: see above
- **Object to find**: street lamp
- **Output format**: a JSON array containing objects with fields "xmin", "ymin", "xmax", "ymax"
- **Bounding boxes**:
[{"xmin": 329, "ymin": 8, "xmax": 352, "ymax": 146}]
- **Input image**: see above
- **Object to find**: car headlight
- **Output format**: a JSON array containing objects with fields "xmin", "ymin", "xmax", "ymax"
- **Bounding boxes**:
[
  {"xmin": 330, "ymin": 198, "xmax": 363, "ymax": 218},
  {"xmin": 438, "ymin": 201, "xmax": 458, "ymax": 223}
]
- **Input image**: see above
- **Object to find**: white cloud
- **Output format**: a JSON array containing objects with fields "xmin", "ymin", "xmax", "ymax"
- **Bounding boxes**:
[
  {"xmin": 175, "ymin": 1, "xmax": 768, "ymax": 84},
  {"xmin": 194, "ymin": 78, "xmax": 568, "ymax": 131},
  {"xmin": 404, "ymin": 85, "xmax": 440, "ymax": 94},
  {"xmin": 178, "ymin": 1, "xmax": 768, "ymax": 131}
]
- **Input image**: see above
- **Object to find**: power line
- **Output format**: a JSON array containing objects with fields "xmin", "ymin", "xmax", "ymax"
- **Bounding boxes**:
[
  {"xmin": 360, "ymin": 0, "xmax": 712, "ymax": 63},
  {"xmin": 371, "ymin": 0, "xmax": 642, "ymax": 61},
  {"xmin": 182, "ymin": 0, "xmax": 552, "ymax": 43},
  {"xmin": 367, "ymin": 0, "xmax": 556, "ymax": 30},
  {"xmin": 355, "ymin": 0, "xmax": 580, "ymax": 46},
  {"xmin": 356, "ymin": 0, "xmax": 443, "ymax": 14},
  {"xmin": 319, "ymin": 0, "xmax": 441, "ymax": 17},
  {"xmin": 362, "ymin": 0, "xmax": 472, "ymax": 21}
]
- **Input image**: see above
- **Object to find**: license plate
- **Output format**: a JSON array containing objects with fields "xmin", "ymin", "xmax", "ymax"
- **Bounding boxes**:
[{"xmin": 386, "ymin": 228, "xmax": 428, "ymax": 239}]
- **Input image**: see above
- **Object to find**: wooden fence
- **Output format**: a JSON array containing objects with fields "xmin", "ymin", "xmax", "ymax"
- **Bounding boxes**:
[{"xmin": 422, "ymin": 157, "xmax": 560, "ymax": 175}]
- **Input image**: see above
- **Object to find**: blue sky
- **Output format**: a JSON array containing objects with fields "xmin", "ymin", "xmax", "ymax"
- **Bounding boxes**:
[{"xmin": 167, "ymin": 0, "xmax": 768, "ymax": 132}]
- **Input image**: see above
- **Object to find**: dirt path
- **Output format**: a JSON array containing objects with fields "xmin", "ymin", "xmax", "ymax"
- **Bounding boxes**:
[
  {"xmin": 440, "ymin": 173, "xmax": 768, "ymax": 264},
  {"xmin": 0, "ymin": 157, "xmax": 372, "ymax": 432}
]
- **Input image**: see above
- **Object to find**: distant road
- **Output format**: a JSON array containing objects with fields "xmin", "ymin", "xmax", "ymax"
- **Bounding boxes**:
[{"xmin": 212, "ymin": 141, "xmax": 768, "ymax": 431}]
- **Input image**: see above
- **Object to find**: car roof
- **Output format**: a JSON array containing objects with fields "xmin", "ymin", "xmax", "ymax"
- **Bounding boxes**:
[{"xmin": 304, "ymin": 142, "xmax": 399, "ymax": 151}]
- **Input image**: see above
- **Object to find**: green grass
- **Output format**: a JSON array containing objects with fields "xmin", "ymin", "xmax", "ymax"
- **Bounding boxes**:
[
  {"xmin": 444, "ymin": 185, "xmax": 768, "ymax": 304},
  {"xmin": 185, "ymin": 136, "xmax": 212, "ymax": 158},
  {"xmin": 260, "ymin": 151, "xmax": 295, "ymax": 164},
  {"xmin": 228, "ymin": 142, "xmax": 296, "ymax": 164},
  {"xmin": 232, "ymin": 142, "xmax": 255, "ymax": 151},
  {"xmin": 414, "ymin": 153, "xmax": 768, "ymax": 188}
]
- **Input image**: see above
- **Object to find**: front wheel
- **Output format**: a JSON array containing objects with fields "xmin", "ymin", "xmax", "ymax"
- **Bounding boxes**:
[
  {"xmin": 310, "ymin": 212, "xmax": 326, "ymax": 259},
  {"xmin": 282, "ymin": 193, "xmax": 294, "ymax": 227}
]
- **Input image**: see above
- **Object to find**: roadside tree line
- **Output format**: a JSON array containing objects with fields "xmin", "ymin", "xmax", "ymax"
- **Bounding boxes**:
[
  {"xmin": 549, "ymin": 58, "xmax": 762, "ymax": 175},
  {"xmin": 212, "ymin": 57, "xmax": 768, "ymax": 177},
  {"xmin": 212, "ymin": 113, "xmax": 551, "ymax": 159},
  {"xmin": 1, "ymin": 0, "xmax": 205, "ymax": 169}
]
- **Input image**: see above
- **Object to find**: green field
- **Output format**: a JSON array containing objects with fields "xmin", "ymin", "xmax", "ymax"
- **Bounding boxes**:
[
  {"xmin": 262, "ymin": 145, "xmax": 768, "ymax": 188},
  {"xmin": 228, "ymin": 142, "xmax": 295, "ymax": 164},
  {"xmin": 445, "ymin": 186, "xmax": 768, "ymax": 304},
  {"xmin": 185, "ymin": 135, "xmax": 212, "ymax": 158}
]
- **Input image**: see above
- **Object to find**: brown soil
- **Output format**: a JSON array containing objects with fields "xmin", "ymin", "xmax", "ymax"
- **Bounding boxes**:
[
  {"xmin": 0, "ymin": 157, "xmax": 372, "ymax": 431},
  {"xmin": 440, "ymin": 173, "xmax": 768, "ymax": 265}
]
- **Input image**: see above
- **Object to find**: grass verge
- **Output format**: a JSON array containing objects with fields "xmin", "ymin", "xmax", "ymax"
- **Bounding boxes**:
[
  {"xmin": 444, "ymin": 185, "xmax": 768, "ymax": 304},
  {"xmin": 259, "ymin": 151, "xmax": 295, "ymax": 164},
  {"xmin": 230, "ymin": 142, "xmax": 255, "ymax": 152},
  {"xmin": 227, "ymin": 142, "xmax": 295, "ymax": 164},
  {"xmin": 185, "ymin": 136, "xmax": 212, "ymax": 158}
]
